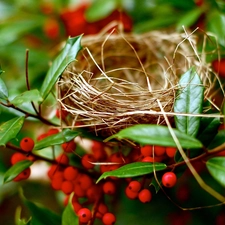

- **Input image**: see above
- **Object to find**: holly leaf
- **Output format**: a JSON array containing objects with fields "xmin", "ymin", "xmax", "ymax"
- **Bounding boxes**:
[
  {"xmin": 207, "ymin": 130, "xmax": 225, "ymax": 150},
  {"xmin": 40, "ymin": 35, "xmax": 82, "ymax": 100},
  {"xmin": 3, "ymin": 160, "xmax": 33, "ymax": 183},
  {"xmin": 105, "ymin": 124, "xmax": 203, "ymax": 149},
  {"xmin": 0, "ymin": 116, "xmax": 25, "ymax": 146},
  {"xmin": 62, "ymin": 194, "xmax": 78, "ymax": 225},
  {"xmin": 85, "ymin": 0, "xmax": 117, "ymax": 22},
  {"xmin": 0, "ymin": 77, "xmax": 8, "ymax": 100},
  {"xmin": 34, "ymin": 129, "xmax": 80, "ymax": 150},
  {"xmin": 174, "ymin": 67, "xmax": 204, "ymax": 137},
  {"xmin": 206, "ymin": 157, "xmax": 225, "ymax": 187},
  {"xmin": 96, "ymin": 162, "xmax": 167, "ymax": 183},
  {"xmin": 10, "ymin": 89, "xmax": 43, "ymax": 106},
  {"xmin": 21, "ymin": 191, "xmax": 61, "ymax": 225}
]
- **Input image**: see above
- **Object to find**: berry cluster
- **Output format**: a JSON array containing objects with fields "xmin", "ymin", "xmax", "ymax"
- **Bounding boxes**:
[
  {"xmin": 10, "ymin": 137, "xmax": 35, "ymax": 181},
  {"xmin": 11, "ymin": 123, "xmax": 179, "ymax": 224}
]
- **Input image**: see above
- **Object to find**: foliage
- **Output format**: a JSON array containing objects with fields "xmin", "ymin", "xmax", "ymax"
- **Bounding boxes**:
[{"xmin": 0, "ymin": 0, "xmax": 225, "ymax": 225}]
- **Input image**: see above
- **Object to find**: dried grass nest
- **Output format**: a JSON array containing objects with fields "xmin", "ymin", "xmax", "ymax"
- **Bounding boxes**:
[{"xmin": 57, "ymin": 29, "xmax": 221, "ymax": 138}]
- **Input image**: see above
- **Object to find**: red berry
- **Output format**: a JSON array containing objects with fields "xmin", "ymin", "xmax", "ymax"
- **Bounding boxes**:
[
  {"xmin": 212, "ymin": 58, "xmax": 225, "ymax": 78},
  {"xmin": 103, "ymin": 181, "xmax": 116, "ymax": 195},
  {"xmin": 51, "ymin": 173, "xmax": 64, "ymax": 190},
  {"xmin": 13, "ymin": 168, "xmax": 31, "ymax": 182},
  {"xmin": 77, "ymin": 208, "xmax": 92, "ymax": 224},
  {"xmin": 77, "ymin": 174, "xmax": 93, "ymax": 190},
  {"xmin": 125, "ymin": 186, "xmax": 138, "ymax": 199},
  {"xmin": 72, "ymin": 201, "xmax": 82, "ymax": 214},
  {"xmin": 61, "ymin": 180, "xmax": 74, "ymax": 195},
  {"xmin": 154, "ymin": 145, "xmax": 166, "ymax": 156},
  {"xmin": 91, "ymin": 140, "xmax": 107, "ymax": 161},
  {"xmin": 102, "ymin": 212, "xmax": 116, "ymax": 225},
  {"xmin": 63, "ymin": 166, "xmax": 79, "ymax": 181},
  {"xmin": 20, "ymin": 137, "xmax": 35, "ymax": 152},
  {"xmin": 109, "ymin": 152, "xmax": 124, "ymax": 163},
  {"xmin": 141, "ymin": 145, "xmax": 153, "ymax": 157},
  {"xmin": 138, "ymin": 189, "xmax": 152, "ymax": 203},
  {"xmin": 56, "ymin": 154, "xmax": 69, "ymax": 165},
  {"xmin": 98, "ymin": 203, "xmax": 108, "ymax": 215},
  {"xmin": 81, "ymin": 154, "xmax": 95, "ymax": 169},
  {"xmin": 128, "ymin": 180, "xmax": 141, "ymax": 192},
  {"xmin": 43, "ymin": 18, "xmax": 59, "ymax": 39},
  {"xmin": 162, "ymin": 172, "xmax": 177, "ymax": 188},
  {"xmin": 10, "ymin": 153, "xmax": 27, "ymax": 165},
  {"xmin": 47, "ymin": 128, "xmax": 59, "ymax": 136},
  {"xmin": 86, "ymin": 185, "xmax": 101, "ymax": 202},
  {"xmin": 62, "ymin": 140, "xmax": 76, "ymax": 153},
  {"xmin": 166, "ymin": 147, "xmax": 177, "ymax": 158}
]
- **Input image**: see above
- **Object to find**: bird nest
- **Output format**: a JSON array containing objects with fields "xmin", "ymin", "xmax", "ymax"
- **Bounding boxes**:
[{"xmin": 57, "ymin": 29, "xmax": 218, "ymax": 138}]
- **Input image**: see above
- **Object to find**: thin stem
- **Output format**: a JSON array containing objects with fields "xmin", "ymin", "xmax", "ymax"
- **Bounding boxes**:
[{"xmin": 25, "ymin": 49, "xmax": 39, "ymax": 115}]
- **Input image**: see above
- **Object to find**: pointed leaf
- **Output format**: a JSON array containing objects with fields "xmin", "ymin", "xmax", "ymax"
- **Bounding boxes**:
[
  {"xmin": 62, "ymin": 194, "xmax": 78, "ymax": 225},
  {"xmin": 174, "ymin": 67, "xmax": 204, "ymax": 137},
  {"xmin": 0, "ymin": 117, "xmax": 25, "ymax": 146},
  {"xmin": 197, "ymin": 116, "xmax": 220, "ymax": 147},
  {"xmin": 3, "ymin": 160, "xmax": 33, "ymax": 183},
  {"xmin": 96, "ymin": 162, "xmax": 167, "ymax": 183},
  {"xmin": 40, "ymin": 35, "xmax": 82, "ymax": 100},
  {"xmin": 21, "ymin": 192, "xmax": 61, "ymax": 225},
  {"xmin": 11, "ymin": 89, "xmax": 43, "ymax": 106},
  {"xmin": 105, "ymin": 124, "xmax": 203, "ymax": 149},
  {"xmin": 34, "ymin": 129, "xmax": 80, "ymax": 150},
  {"xmin": 85, "ymin": 0, "xmax": 117, "ymax": 22},
  {"xmin": 208, "ymin": 130, "xmax": 225, "ymax": 150},
  {"xmin": 0, "ymin": 77, "xmax": 8, "ymax": 100},
  {"xmin": 206, "ymin": 157, "xmax": 225, "ymax": 187}
]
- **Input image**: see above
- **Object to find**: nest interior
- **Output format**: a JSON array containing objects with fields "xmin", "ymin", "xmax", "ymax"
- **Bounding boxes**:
[{"xmin": 58, "ymin": 30, "xmax": 214, "ymax": 137}]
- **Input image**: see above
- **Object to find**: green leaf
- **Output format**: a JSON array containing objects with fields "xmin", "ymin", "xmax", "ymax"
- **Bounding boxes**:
[
  {"xmin": 96, "ymin": 162, "xmax": 167, "ymax": 183},
  {"xmin": 40, "ymin": 35, "xmax": 82, "ymax": 100},
  {"xmin": 34, "ymin": 129, "xmax": 80, "ymax": 150},
  {"xmin": 207, "ymin": 10, "xmax": 225, "ymax": 47},
  {"xmin": 197, "ymin": 116, "xmax": 220, "ymax": 147},
  {"xmin": 85, "ymin": 0, "xmax": 117, "ymax": 22},
  {"xmin": 3, "ymin": 160, "xmax": 33, "ymax": 183},
  {"xmin": 62, "ymin": 194, "xmax": 78, "ymax": 225},
  {"xmin": 176, "ymin": 7, "xmax": 204, "ymax": 31},
  {"xmin": 208, "ymin": 130, "xmax": 225, "ymax": 150},
  {"xmin": 174, "ymin": 67, "xmax": 204, "ymax": 137},
  {"xmin": 206, "ymin": 157, "xmax": 225, "ymax": 187},
  {"xmin": 21, "ymin": 191, "xmax": 61, "ymax": 225},
  {"xmin": 11, "ymin": 89, "xmax": 43, "ymax": 106},
  {"xmin": 0, "ymin": 116, "xmax": 25, "ymax": 146},
  {"xmin": 0, "ymin": 77, "xmax": 8, "ymax": 100},
  {"xmin": 105, "ymin": 124, "xmax": 203, "ymax": 149},
  {"xmin": 150, "ymin": 177, "xmax": 161, "ymax": 193}
]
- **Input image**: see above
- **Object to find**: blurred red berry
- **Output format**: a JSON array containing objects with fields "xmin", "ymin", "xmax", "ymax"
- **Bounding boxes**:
[
  {"xmin": 102, "ymin": 212, "xmax": 116, "ymax": 225},
  {"xmin": 20, "ymin": 137, "xmax": 35, "ymax": 152},
  {"xmin": 212, "ymin": 58, "xmax": 225, "ymax": 78},
  {"xmin": 43, "ymin": 18, "xmax": 60, "ymax": 39},
  {"xmin": 62, "ymin": 140, "xmax": 76, "ymax": 153},
  {"xmin": 138, "ymin": 189, "xmax": 152, "ymax": 203},
  {"xmin": 81, "ymin": 154, "xmax": 96, "ymax": 169},
  {"xmin": 13, "ymin": 168, "xmax": 31, "ymax": 182}
]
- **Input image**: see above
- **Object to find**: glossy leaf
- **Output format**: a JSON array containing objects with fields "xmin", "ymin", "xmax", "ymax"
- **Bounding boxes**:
[
  {"xmin": 34, "ymin": 129, "xmax": 80, "ymax": 150},
  {"xmin": 11, "ymin": 89, "xmax": 43, "ymax": 106},
  {"xmin": 105, "ymin": 124, "xmax": 203, "ymax": 149},
  {"xmin": 62, "ymin": 194, "xmax": 78, "ymax": 225},
  {"xmin": 197, "ymin": 116, "xmax": 220, "ymax": 147},
  {"xmin": 206, "ymin": 157, "xmax": 225, "ymax": 187},
  {"xmin": 21, "ymin": 192, "xmax": 61, "ymax": 225},
  {"xmin": 207, "ymin": 10, "xmax": 225, "ymax": 47},
  {"xmin": 96, "ymin": 162, "xmax": 167, "ymax": 183},
  {"xmin": 40, "ymin": 35, "xmax": 82, "ymax": 100},
  {"xmin": 0, "ymin": 77, "xmax": 8, "ymax": 100},
  {"xmin": 3, "ymin": 160, "xmax": 33, "ymax": 183},
  {"xmin": 174, "ymin": 67, "xmax": 204, "ymax": 137},
  {"xmin": 0, "ymin": 116, "xmax": 25, "ymax": 146},
  {"xmin": 176, "ymin": 7, "xmax": 204, "ymax": 31},
  {"xmin": 208, "ymin": 130, "xmax": 225, "ymax": 150},
  {"xmin": 85, "ymin": 0, "xmax": 117, "ymax": 22}
]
